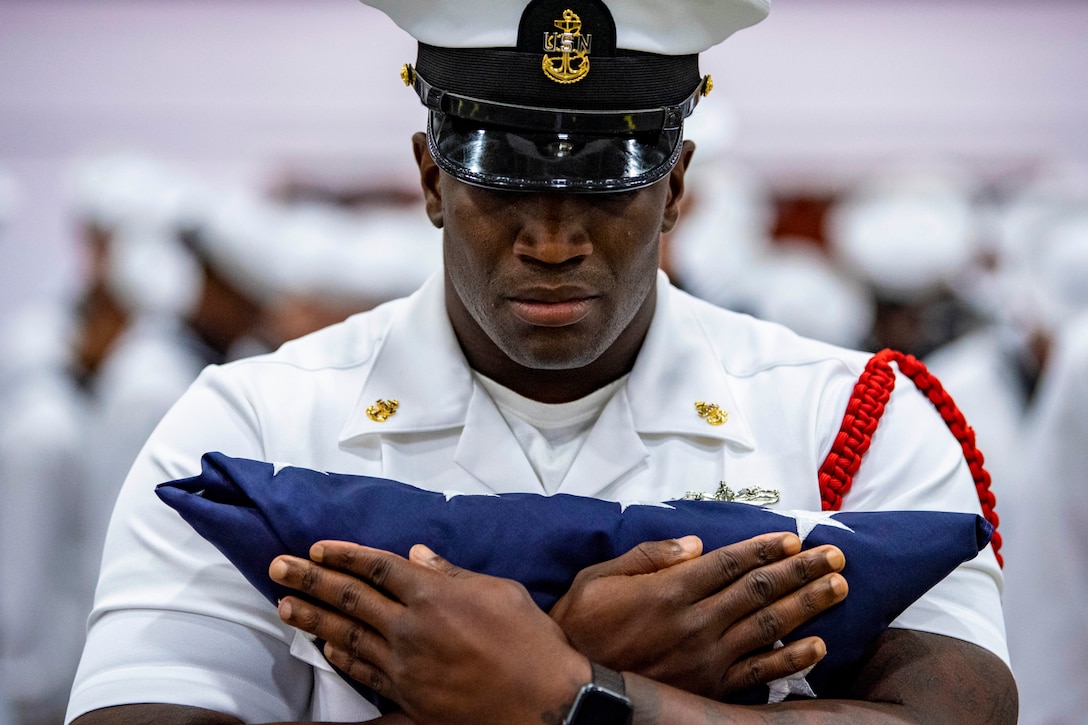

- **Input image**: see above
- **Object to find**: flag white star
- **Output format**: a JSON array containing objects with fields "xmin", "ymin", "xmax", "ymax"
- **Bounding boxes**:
[
  {"xmin": 443, "ymin": 490, "xmax": 500, "ymax": 501},
  {"xmin": 618, "ymin": 501, "xmax": 676, "ymax": 513},
  {"xmin": 766, "ymin": 640, "xmax": 817, "ymax": 703},
  {"xmin": 766, "ymin": 509, "xmax": 854, "ymax": 542}
]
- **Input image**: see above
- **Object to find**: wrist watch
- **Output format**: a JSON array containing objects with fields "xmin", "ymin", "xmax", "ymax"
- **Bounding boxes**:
[{"xmin": 564, "ymin": 662, "xmax": 633, "ymax": 725}]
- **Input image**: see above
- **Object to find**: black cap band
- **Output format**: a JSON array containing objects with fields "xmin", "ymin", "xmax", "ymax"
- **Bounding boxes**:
[{"xmin": 415, "ymin": 43, "xmax": 702, "ymax": 111}]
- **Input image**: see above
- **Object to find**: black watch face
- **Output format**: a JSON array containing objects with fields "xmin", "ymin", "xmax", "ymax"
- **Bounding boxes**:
[{"xmin": 570, "ymin": 685, "xmax": 633, "ymax": 725}]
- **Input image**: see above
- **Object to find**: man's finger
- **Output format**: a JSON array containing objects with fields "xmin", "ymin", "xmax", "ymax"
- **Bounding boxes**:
[
  {"xmin": 409, "ymin": 543, "xmax": 473, "ymax": 578},
  {"xmin": 276, "ymin": 595, "xmax": 392, "ymax": 676},
  {"xmin": 308, "ymin": 540, "xmax": 426, "ymax": 600},
  {"xmin": 671, "ymin": 532, "xmax": 803, "ymax": 601},
  {"xmin": 716, "ymin": 570, "xmax": 848, "ymax": 657},
  {"xmin": 713, "ymin": 544, "xmax": 848, "ymax": 613},
  {"xmin": 269, "ymin": 553, "xmax": 400, "ymax": 634},
  {"xmin": 721, "ymin": 636, "xmax": 828, "ymax": 693},
  {"xmin": 573, "ymin": 536, "xmax": 704, "ymax": 583},
  {"xmin": 324, "ymin": 643, "xmax": 398, "ymax": 702}
]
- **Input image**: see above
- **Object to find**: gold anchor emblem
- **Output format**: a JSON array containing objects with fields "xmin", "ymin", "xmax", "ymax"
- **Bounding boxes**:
[
  {"xmin": 695, "ymin": 401, "xmax": 728, "ymax": 426},
  {"xmin": 366, "ymin": 399, "xmax": 400, "ymax": 423},
  {"xmin": 542, "ymin": 9, "xmax": 591, "ymax": 84}
]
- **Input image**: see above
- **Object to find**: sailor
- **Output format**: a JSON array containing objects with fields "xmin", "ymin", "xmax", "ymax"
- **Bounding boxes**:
[{"xmin": 66, "ymin": 2, "xmax": 1015, "ymax": 723}]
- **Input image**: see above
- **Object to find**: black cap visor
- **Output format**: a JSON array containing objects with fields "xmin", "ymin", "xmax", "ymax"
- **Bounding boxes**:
[{"xmin": 428, "ymin": 111, "xmax": 684, "ymax": 193}]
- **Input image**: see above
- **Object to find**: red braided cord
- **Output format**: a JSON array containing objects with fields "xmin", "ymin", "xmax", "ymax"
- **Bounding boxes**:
[{"xmin": 818, "ymin": 348, "xmax": 1003, "ymax": 567}]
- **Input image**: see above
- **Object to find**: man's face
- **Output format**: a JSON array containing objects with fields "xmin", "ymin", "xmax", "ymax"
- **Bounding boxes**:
[{"xmin": 415, "ymin": 133, "xmax": 693, "ymax": 375}]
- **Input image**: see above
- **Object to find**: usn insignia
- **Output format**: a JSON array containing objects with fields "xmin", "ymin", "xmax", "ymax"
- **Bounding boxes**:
[
  {"xmin": 366, "ymin": 399, "xmax": 400, "ymax": 423},
  {"xmin": 542, "ymin": 9, "xmax": 591, "ymax": 84}
]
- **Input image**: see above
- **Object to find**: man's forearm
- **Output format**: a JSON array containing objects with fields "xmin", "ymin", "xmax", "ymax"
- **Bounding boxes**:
[
  {"xmin": 70, "ymin": 704, "xmax": 413, "ymax": 725},
  {"xmin": 627, "ymin": 673, "xmax": 914, "ymax": 725},
  {"xmin": 626, "ymin": 629, "xmax": 1017, "ymax": 725}
]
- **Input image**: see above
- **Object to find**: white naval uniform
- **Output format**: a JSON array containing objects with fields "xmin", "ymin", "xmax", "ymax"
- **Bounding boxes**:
[
  {"xmin": 82, "ymin": 316, "xmax": 215, "ymax": 577},
  {"xmin": 66, "ymin": 271, "xmax": 1006, "ymax": 724},
  {"xmin": 1002, "ymin": 313, "xmax": 1088, "ymax": 725},
  {"xmin": 925, "ymin": 324, "xmax": 1033, "ymax": 507}
]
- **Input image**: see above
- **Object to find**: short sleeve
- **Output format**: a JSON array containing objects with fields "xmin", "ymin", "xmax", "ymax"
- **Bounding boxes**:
[{"xmin": 837, "ymin": 368, "xmax": 1008, "ymax": 664}]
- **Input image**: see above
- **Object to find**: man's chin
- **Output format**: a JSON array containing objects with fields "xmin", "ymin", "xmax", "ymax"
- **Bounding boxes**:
[{"xmin": 498, "ymin": 338, "xmax": 609, "ymax": 373}]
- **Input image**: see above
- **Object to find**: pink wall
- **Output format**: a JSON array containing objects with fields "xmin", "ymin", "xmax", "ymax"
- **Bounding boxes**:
[{"xmin": 2, "ymin": 0, "xmax": 1086, "ymax": 310}]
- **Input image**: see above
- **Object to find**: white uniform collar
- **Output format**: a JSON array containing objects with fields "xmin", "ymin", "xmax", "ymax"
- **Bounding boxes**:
[{"xmin": 339, "ymin": 270, "xmax": 755, "ymax": 452}]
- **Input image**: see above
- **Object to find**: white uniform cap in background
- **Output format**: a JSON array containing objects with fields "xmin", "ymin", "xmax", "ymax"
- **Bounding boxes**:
[
  {"xmin": 277, "ymin": 203, "xmax": 442, "ymax": 305},
  {"xmin": 258, "ymin": 204, "xmax": 351, "ymax": 299},
  {"xmin": 333, "ymin": 206, "xmax": 442, "ymax": 302},
  {"xmin": 682, "ymin": 100, "xmax": 740, "ymax": 163},
  {"xmin": 669, "ymin": 161, "xmax": 773, "ymax": 310},
  {"xmin": 826, "ymin": 163, "xmax": 980, "ymax": 302},
  {"xmin": 1028, "ymin": 209, "xmax": 1088, "ymax": 332},
  {"xmin": 66, "ymin": 153, "xmax": 208, "ymax": 234},
  {"xmin": 978, "ymin": 164, "xmax": 1088, "ymax": 333},
  {"xmin": 194, "ymin": 189, "xmax": 291, "ymax": 306},
  {"xmin": 106, "ymin": 224, "xmax": 203, "ymax": 320},
  {"xmin": 746, "ymin": 240, "xmax": 875, "ymax": 350},
  {"xmin": 993, "ymin": 162, "xmax": 1088, "ymax": 265},
  {"xmin": 361, "ymin": 0, "xmax": 770, "ymax": 55}
]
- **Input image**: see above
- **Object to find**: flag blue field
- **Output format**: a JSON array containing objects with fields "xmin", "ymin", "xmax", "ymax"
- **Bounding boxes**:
[{"xmin": 157, "ymin": 452, "xmax": 992, "ymax": 705}]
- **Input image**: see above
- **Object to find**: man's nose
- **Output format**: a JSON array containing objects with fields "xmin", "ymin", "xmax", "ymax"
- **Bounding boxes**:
[{"xmin": 511, "ymin": 194, "xmax": 594, "ymax": 265}]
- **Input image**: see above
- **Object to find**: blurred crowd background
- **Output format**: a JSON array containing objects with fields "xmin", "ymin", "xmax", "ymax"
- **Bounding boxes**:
[{"xmin": 1, "ymin": 1, "xmax": 1086, "ymax": 724}]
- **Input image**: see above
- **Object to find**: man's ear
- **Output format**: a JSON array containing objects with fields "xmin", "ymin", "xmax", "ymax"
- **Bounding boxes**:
[
  {"xmin": 661, "ymin": 139, "xmax": 696, "ymax": 234},
  {"xmin": 413, "ymin": 131, "xmax": 444, "ymax": 229}
]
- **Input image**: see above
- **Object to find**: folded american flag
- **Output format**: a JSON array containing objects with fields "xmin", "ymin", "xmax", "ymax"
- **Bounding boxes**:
[{"xmin": 156, "ymin": 452, "xmax": 991, "ymax": 705}]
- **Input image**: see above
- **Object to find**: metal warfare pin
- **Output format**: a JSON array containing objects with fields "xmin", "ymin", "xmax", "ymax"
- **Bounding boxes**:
[{"xmin": 683, "ymin": 482, "xmax": 781, "ymax": 506}]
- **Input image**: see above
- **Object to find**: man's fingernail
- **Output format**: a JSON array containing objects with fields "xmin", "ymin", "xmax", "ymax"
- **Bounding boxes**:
[
  {"xmin": 278, "ymin": 598, "xmax": 292, "ymax": 619},
  {"xmin": 310, "ymin": 544, "xmax": 325, "ymax": 562},
  {"xmin": 675, "ymin": 536, "xmax": 701, "ymax": 555},
  {"xmin": 269, "ymin": 559, "xmax": 288, "ymax": 580},
  {"xmin": 825, "ymin": 547, "xmax": 845, "ymax": 570}
]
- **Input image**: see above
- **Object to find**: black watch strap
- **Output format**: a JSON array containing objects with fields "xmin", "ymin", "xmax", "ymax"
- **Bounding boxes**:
[
  {"xmin": 565, "ymin": 662, "xmax": 632, "ymax": 725},
  {"xmin": 591, "ymin": 662, "xmax": 626, "ymax": 696}
]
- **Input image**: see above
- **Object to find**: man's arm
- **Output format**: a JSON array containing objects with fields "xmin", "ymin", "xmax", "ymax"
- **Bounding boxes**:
[
  {"xmin": 70, "ymin": 705, "xmax": 414, "ymax": 725},
  {"xmin": 623, "ymin": 628, "xmax": 1016, "ymax": 725},
  {"xmin": 270, "ymin": 540, "xmax": 1016, "ymax": 725}
]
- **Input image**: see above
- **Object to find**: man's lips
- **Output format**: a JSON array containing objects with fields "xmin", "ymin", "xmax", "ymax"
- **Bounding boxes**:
[{"xmin": 507, "ymin": 290, "xmax": 596, "ymax": 327}]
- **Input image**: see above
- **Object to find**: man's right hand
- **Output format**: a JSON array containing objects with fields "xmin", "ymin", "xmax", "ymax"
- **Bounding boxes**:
[{"xmin": 548, "ymin": 532, "xmax": 848, "ymax": 701}]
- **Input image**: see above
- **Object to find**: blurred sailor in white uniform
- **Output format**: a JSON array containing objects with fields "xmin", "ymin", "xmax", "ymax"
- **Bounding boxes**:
[
  {"xmin": 81, "ymin": 180, "xmax": 285, "ymax": 572},
  {"xmin": 997, "ymin": 210, "xmax": 1088, "ymax": 725},
  {"xmin": 927, "ymin": 166, "xmax": 1088, "ymax": 513},
  {"xmin": 826, "ymin": 161, "xmax": 982, "ymax": 358},
  {"xmin": 0, "ymin": 171, "xmax": 91, "ymax": 725},
  {"xmin": 253, "ymin": 199, "xmax": 443, "ymax": 351},
  {"xmin": 741, "ymin": 239, "xmax": 875, "ymax": 350},
  {"xmin": 662, "ymin": 102, "xmax": 775, "ymax": 311}
]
